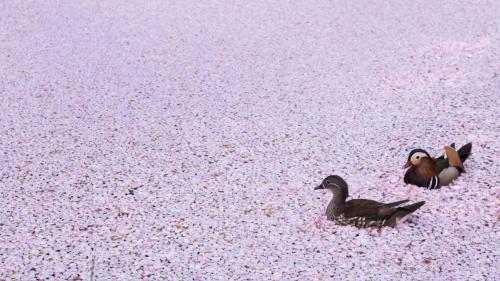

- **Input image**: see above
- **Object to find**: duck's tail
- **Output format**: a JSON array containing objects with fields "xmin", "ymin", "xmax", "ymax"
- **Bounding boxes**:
[
  {"xmin": 385, "ymin": 201, "xmax": 425, "ymax": 227},
  {"xmin": 457, "ymin": 142, "xmax": 472, "ymax": 163}
]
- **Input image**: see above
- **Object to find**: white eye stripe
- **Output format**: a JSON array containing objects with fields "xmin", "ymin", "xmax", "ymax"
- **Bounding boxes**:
[
  {"xmin": 325, "ymin": 181, "xmax": 341, "ymax": 189},
  {"xmin": 411, "ymin": 152, "xmax": 428, "ymax": 162}
]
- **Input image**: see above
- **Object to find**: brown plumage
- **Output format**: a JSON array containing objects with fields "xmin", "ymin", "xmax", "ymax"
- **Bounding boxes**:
[
  {"xmin": 315, "ymin": 175, "xmax": 425, "ymax": 228},
  {"xmin": 404, "ymin": 143, "xmax": 472, "ymax": 189},
  {"xmin": 416, "ymin": 158, "xmax": 438, "ymax": 180}
]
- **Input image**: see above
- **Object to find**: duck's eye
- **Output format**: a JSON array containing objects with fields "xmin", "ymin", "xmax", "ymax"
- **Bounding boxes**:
[
  {"xmin": 416, "ymin": 156, "xmax": 420, "ymax": 159},
  {"xmin": 326, "ymin": 180, "xmax": 331, "ymax": 184}
]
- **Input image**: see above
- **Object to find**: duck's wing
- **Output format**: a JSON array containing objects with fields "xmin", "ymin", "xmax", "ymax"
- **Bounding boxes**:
[
  {"xmin": 434, "ymin": 157, "xmax": 450, "ymax": 173},
  {"xmin": 434, "ymin": 143, "xmax": 472, "ymax": 172},
  {"xmin": 434, "ymin": 143, "xmax": 454, "ymax": 172},
  {"xmin": 343, "ymin": 199, "xmax": 397, "ymax": 220},
  {"xmin": 344, "ymin": 199, "xmax": 425, "ymax": 227},
  {"xmin": 383, "ymin": 199, "xmax": 410, "ymax": 208},
  {"xmin": 383, "ymin": 201, "xmax": 425, "ymax": 227}
]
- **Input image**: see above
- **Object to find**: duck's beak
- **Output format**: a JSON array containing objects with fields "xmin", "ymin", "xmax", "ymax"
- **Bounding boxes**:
[
  {"xmin": 314, "ymin": 184, "xmax": 324, "ymax": 190},
  {"xmin": 402, "ymin": 161, "xmax": 412, "ymax": 169}
]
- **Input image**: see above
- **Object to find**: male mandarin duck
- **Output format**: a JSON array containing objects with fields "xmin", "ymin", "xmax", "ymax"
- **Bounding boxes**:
[
  {"xmin": 314, "ymin": 175, "xmax": 425, "ymax": 228},
  {"xmin": 403, "ymin": 143, "xmax": 472, "ymax": 189}
]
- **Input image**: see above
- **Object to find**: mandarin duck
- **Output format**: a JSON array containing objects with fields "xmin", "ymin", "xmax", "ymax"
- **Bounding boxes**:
[
  {"xmin": 403, "ymin": 143, "xmax": 472, "ymax": 189},
  {"xmin": 314, "ymin": 175, "xmax": 425, "ymax": 228}
]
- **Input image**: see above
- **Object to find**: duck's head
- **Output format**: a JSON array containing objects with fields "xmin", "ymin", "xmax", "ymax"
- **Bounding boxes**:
[
  {"xmin": 314, "ymin": 175, "xmax": 349, "ymax": 202},
  {"xmin": 404, "ymin": 149, "xmax": 431, "ymax": 168}
]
